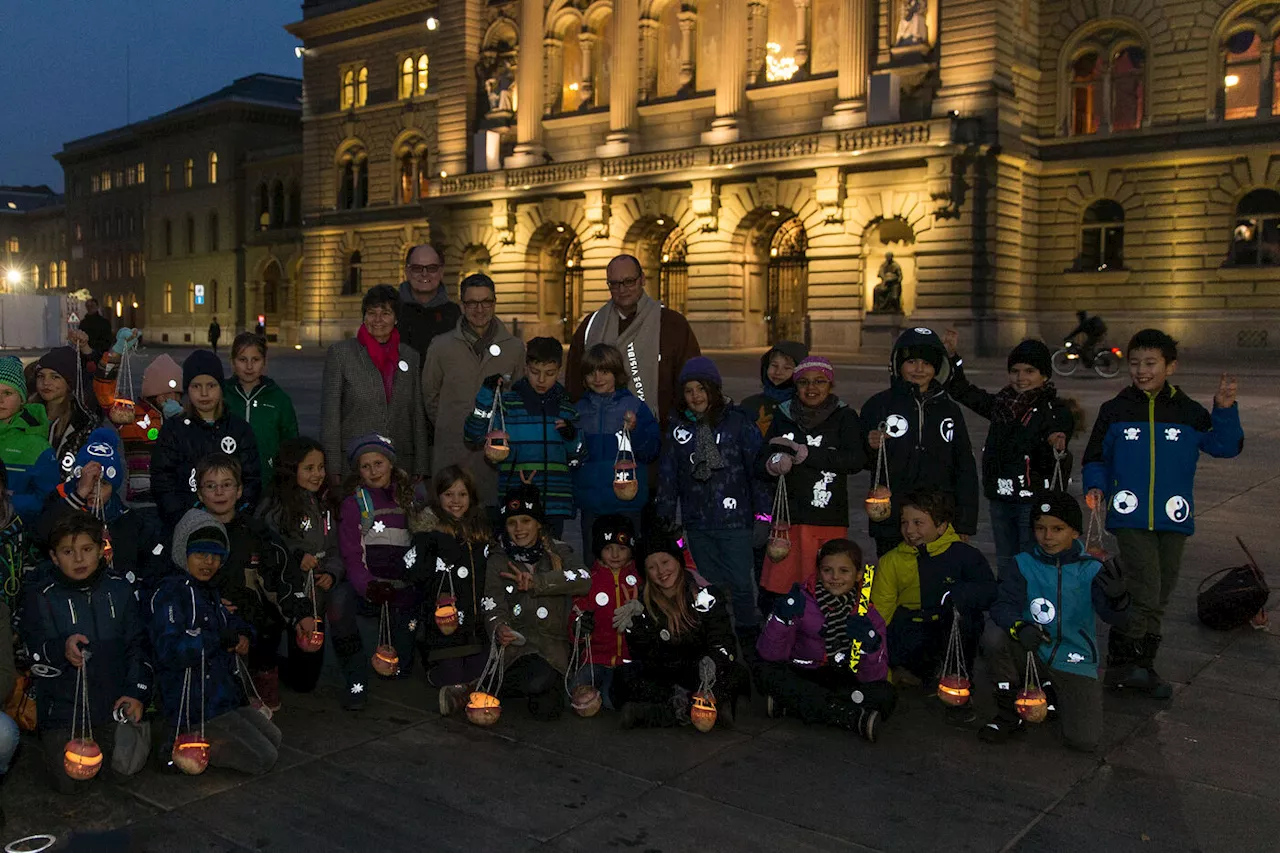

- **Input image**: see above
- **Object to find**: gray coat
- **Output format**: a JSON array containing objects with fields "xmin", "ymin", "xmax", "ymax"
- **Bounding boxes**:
[
  {"xmin": 321, "ymin": 337, "xmax": 430, "ymax": 479},
  {"xmin": 422, "ymin": 319, "xmax": 525, "ymax": 507}
]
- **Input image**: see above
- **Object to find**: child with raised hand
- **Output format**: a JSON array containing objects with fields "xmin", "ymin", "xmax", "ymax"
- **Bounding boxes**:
[
  {"xmin": 1083, "ymin": 329, "xmax": 1243, "ymax": 698},
  {"xmin": 150, "ymin": 510, "xmax": 281, "ymax": 775},
  {"xmin": 21, "ymin": 513, "xmax": 151, "ymax": 792},
  {"xmin": 224, "ymin": 333, "xmax": 299, "ymax": 479},
  {"xmin": 741, "ymin": 341, "xmax": 808, "ymax": 437},
  {"xmin": 482, "ymin": 483, "xmax": 590, "ymax": 721},
  {"xmin": 871, "ymin": 489, "xmax": 995, "ymax": 718},
  {"xmin": 569, "ymin": 514, "xmax": 642, "ymax": 711},
  {"xmin": 464, "ymin": 336, "xmax": 584, "ymax": 538},
  {"xmin": 860, "ymin": 327, "xmax": 979, "ymax": 556},
  {"xmin": 755, "ymin": 539, "xmax": 892, "ymax": 741},
  {"xmin": 981, "ymin": 492, "xmax": 1129, "ymax": 751},
  {"xmin": 759, "ymin": 356, "xmax": 867, "ymax": 608},
  {"xmin": 655, "ymin": 357, "xmax": 766, "ymax": 646},
  {"xmin": 151, "ymin": 350, "xmax": 262, "ymax": 527},
  {"xmin": 334, "ymin": 433, "xmax": 418, "ymax": 709},
  {"xmin": 942, "ymin": 330, "xmax": 1075, "ymax": 577},
  {"xmin": 410, "ymin": 465, "xmax": 492, "ymax": 716},
  {"xmin": 0, "ymin": 356, "xmax": 60, "ymax": 525},
  {"xmin": 572, "ymin": 343, "xmax": 660, "ymax": 556}
]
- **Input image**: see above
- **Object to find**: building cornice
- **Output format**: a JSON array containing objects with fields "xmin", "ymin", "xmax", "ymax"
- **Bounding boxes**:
[{"xmin": 287, "ymin": 0, "xmax": 435, "ymax": 41}]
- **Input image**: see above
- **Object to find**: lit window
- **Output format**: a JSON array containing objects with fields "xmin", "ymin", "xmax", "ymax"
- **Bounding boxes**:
[
  {"xmin": 164, "ymin": 282, "xmax": 173, "ymax": 313},
  {"xmin": 137, "ymin": 162, "xmax": 146, "ymax": 183},
  {"xmin": 1230, "ymin": 189, "xmax": 1280, "ymax": 266},
  {"xmin": 417, "ymin": 54, "xmax": 428, "ymax": 94},
  {"xmin": 32, "ymin": 265, "xmax": 39, "ymax": 288},
  {"xmin": 59, "ymin": 260, "xmax": 66, "ymax": 284},
  {"xmin": 400, "ymin": 57, "xmax": 414, "ymax": 99},
  {"xmin": 129, "ymin": 254, "xmax": 137, "ymax": 277},
  {"xmin": 184, "ymin": 159, "xmax": 194, "ymax": 188},
  {"xmin": 1110, "ymin": 47, "xmax": 1145, "ymax": 132},
  {"xmin": 49, "ymin": 263, "xmax": 57, "ymax": 288},
  {"xmin": 115, "ymin": 170, "xmax": 124, "ymax": 188},
  {"xmin": 91, "ymin": 259, "xmax": 99, "ymax": 282},
  {"xmin": 208, "ymin": 151, "xmax": 218, "ymax": 185},
  {"xmin": 342, "ymin": 69, "xmax": 355, "ymax": 109},
  {"xmin": 1070, "ymin": 52, "xmax": 1101, "ymax": 135},
  {"xmin": 102, "ymin": 170, "xmax": 112, "ymax": 191},
  {"xmin": 357, "ymin": 66, "xmax": 369, "ymax": 107},
  {"xmin": 5, "ymin": 237, "xmax": 17, "ymax": 253},
  {"xmin": 187, "ymin": 282, "xmax": 195, "ymax": 313},
  {"xmin": 126, "ymin": 166, "xmax": 136, "ymax": 185},
  {"xmin": 1224, "ymin": 30, "xmax": 1262, "ymax": 120},
  {"xmin": 91, "ymin": 174, "xmax": 101, "ymax": 193}
]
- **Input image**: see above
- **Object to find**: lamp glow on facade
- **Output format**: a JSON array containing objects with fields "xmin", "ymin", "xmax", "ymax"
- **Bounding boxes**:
[
  {"xmin": 426, "ymin": 17, "xmax": 438, "ymax": 30},
  {"xmin": 4, "ymin": 269, "xmax": 22, "ymax": 286},
  {"xmin": 1225, "ymin": 74, "xmax": 1240, "ymax": 87},
  {"xmin": 764, "ymin": 42, "xmax": 799, "ymax": 83}
]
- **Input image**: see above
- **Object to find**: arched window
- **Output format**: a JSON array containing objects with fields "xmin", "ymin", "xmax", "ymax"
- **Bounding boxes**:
[
  {"xmin": 357, "ymin": 66, "xmax": 369, "ymax": 107},
  {"xmin": 342, "ymin": 69, "xmax": 355, "ymax": 109},
  {"xmin": 184, "ymin": 158, "xmax": 194, "ymax": 188},
  {"xmin": 32, "ymin": 265, "xmax": 39, "ymax": 289},
  {"xmin": 417, "ymin": 54, "xmax": 429, "ymax": 94},
  {"xmin": 1063, "ymin": 28, "xmax": 1146, "ymax": 136},
  {"xmin": 1224, "ymin": 30, "xmax": 1263, "ymax": 120},
  {"xmin": 1078, "ymin": 200, "xmax": 1125, "ymax": 271},
  {"xmin": 549, "ymin": 12, "xmax": 609, "ymax": 113},
  {"xmin": 49, "ymin": 262, "xmax": 57, "ymax": 288},
  {"xmin": 400, "ymin": 57, "xmax": 415, "ymax": 99},
  {"xmin": 1111, "ymin": 47, "xmax": 1145, "ymax": 131},
  {"xmin": 343, "ymin": 251, "xmax": 363, "ymax": 295},
  {"xmin": 336, "ymin": 144, "xmax": 369, "ymax": 210},
  {"xmin": 767, "ymin": 216, "xmax": 808, "ymax": 343},
  {"xmin": 395, "ymin": 135, "xmax": 429, "ymax": 204},
  {"xmin": 58, "ymin": 261, "xmax": 66, "ymax": 287},
  {"xmin": 1070, "ymin": 53, "xmax": 1101, "ymax": 135},
  {"xmin": 659, "ymin": 228, "xmax": 688, "ymax": 312},
  {"xmin": 164, "ymin": 282, "xmax": 173, "ymax": 313},
  {"xmin": 1230, "ymin": 189, "xmax": 1280, "ymax": 266},
  {"xmin": 208, "ymin": 151, "xmax": 219, "ymax": 184}
]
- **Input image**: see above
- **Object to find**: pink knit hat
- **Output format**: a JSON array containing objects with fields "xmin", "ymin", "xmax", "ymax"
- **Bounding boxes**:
[
  {"xmin": 141, "ymin": 354, "xmax": 183, "ymax": 398},
  {"xmin": 793, "ymin": 356, "xmax": 834, "ymax": 383}
]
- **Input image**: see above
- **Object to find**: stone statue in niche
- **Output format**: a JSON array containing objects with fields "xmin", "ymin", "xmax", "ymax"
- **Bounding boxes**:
[
  {"xmin": 895, "ymin": 0, "xmax": 929, "ymax": 47},
  {"xmin": 872, "ymin": 252, "xmax": 904, "ymax": 313},
  {"xmin": 477, "ymin": 50, "xmax": 516, "ymax": 116}
]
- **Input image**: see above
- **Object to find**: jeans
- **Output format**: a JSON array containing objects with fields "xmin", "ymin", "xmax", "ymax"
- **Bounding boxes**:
[
  {"xmin": 685, "ymin": 528, "xmax": 760, "ymax": 630},
  {"xmin": 579, "ymin": 510, "xmax": 644, "ymax": 564},
  {"xmin": 988, "ymin": 500, "xmax": 1034, "ymax": 578}
]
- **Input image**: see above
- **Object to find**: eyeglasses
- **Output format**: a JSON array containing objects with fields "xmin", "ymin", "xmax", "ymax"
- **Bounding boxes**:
[
  {"xmin": 607, "ymin": 276, "xmax": 642, "ymax": 290},
  {"xmin": 794, "ymin": 378, "xmax": 831, "ymax": 388},
  {"xmin": 462, "ymin": 298, "xmax": 496, "ymax": 309},
  {"xmin": 406, "ymin": 263, "xmax": 442, "ymax": 275}
]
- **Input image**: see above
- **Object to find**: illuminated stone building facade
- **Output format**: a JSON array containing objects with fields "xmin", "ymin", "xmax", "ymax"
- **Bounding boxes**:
[{"xmin": 287, "ymin": 0, "xmax": 1280, "ymax": 355}]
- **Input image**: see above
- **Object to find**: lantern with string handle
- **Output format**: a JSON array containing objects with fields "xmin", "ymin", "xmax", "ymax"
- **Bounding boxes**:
[
  {"xmin": 765, "ymin": 476, "xmax": 791, "ymax": 562},
  {"xmin": 466, "ymin": 633, "xmax": 506, "ymax": 726},
  {"xmin": 1016, "ymin": 651, "xmax": 1049, "ymax": 723},
  {"xmin": 107, "ymin": 329, "xmax": 140, "ymax": 425},
  {"xmin": 865, "ymin": 420, "xmax": 892, "ymax": 521},
  {"xmin": 296, "ymin": 569, "xmax": 325, "ymax": 652},
  {"xmin": 936, "ymin": 608, "xmax": 972, "ymax": 707},
  {"xmin": 566, "ymin": 607, "xmax": 602, "ymax": 717},
  {"xmin": 1083, "ymin": 501, "xmax": 1111, "ymax": 561},
  {"xmin": 612, "ymin": 421, "xmax": 639, "ymax": 501},
  {"xmin": 236, "ymin": 658, "xmax": 273, "ymax": 720},
  {"xmin": 372, "ymin": 601, "xmax": 401, "ymax": 677},
  {"xmin": 483, "ymin": 378, "xmax": 511, "ymax": 463},
  {"xmin": 433, "ymin": 554, "xmax": 460, "ymax": 636},
  {"xmin": 690, "ymin": 657, "xmax": 719, "ymax": 733},
  {"xmin": 172, "ymin": 654, "xmax": 210, "ymax": 775},
  {"xmin": 63, "ymin": 652, "xmax": 103, "ymax": 781}
]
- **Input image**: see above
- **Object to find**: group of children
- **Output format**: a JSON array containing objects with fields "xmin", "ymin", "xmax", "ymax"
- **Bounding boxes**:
[{"xmin": 0, "ymin": 317, "xmax": 1243, "ymax": 814}]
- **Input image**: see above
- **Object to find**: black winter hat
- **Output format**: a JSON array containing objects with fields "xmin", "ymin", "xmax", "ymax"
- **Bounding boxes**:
[
  {"xmin": 591, "ymin": 514, "xmax": 636, "ymax": 559},
  {"xmin": 1031, "ymin": 491, "xmax": 1083, "ymax": 535},
  {"xmin": 500, "ymin": 483, "xmax": 545, "ymax": 525},
  {"xmin": 182, "ymin": 350, "xmax": 225, "ymax": 392},
  {"xmin": 1008, "ymin": 339, "xmax": 1053, "ymax": 378},
  {"xmin": 891, "ymin": 327, "xmax": 950, "ymax": 383},
  {"xmin": 639, "ymin": 525, "xmax": 685, "ymax": 568},
  {"xmin": 34, "ymin": 346, "xmax": 81, "ymax": 388}
]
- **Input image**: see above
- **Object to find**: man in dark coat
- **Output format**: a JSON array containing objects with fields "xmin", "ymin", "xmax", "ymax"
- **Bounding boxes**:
[
  {"xmin": 398, "ymin": 244, "xmax": 461, "ymax": 373},
  {"xmin": 78, "ymin": 299, "xmax": 114, "ymax": 354}
]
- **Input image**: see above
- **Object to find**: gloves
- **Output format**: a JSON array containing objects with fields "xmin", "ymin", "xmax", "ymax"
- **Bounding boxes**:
[
  {"xmin": 576, "ymin": 608, "xmax": 595, "ymax": 635},
  {"xmin": 1014, "ymin": 621, "xmax": 1051, "ymax": 653},
  {"xmin": 768, "ymin": 436, "xmax": 809, "ymax": 466},
  {"xmin": 218, "ymin": 624, "xmax": 242, "ymax": 651},
  {"xmin": 845, "ymin": 613, "xmax": 883, "ymax": 654},
  {"xmin": 612, "ymin": 598, "xmax": 644, "ymax": 632},
  {"xmin": 1095, "ymin": 557, "xmax": 1126, "ymax": 600},
  {"xmin": 771, "ymin": 584, "xmax": 805, "ymax": 623},
  {"xmin": 556, "ymin": 420, "xmax": 578, "ymax": 441},
  {"xmin": 765, "ymin": 451, "xmax": 793, "ymax": 477},
  {"xmin": 482, "ymin": 373, "xmax": 504, "ymax": 390},
  {"xmin": 366, "ymin": 580, "xmax": 396, "ymax": 606},
  {"xmin": 752, "ymin": 519, "xmax": 771, "ymax": 550}
]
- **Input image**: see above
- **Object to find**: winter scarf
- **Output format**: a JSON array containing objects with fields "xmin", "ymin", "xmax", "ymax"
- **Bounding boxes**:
[
  {"xmin": 992, "ymin": 383, "xmax": 1055, "ymax": 426},
  {"xmin": 688, "ymin": 413, "xmax": 726, "ymax": 482},
  {"xmin": 582, "ymin": 293, "xmax": 662, "ymax": 416},
  {"xmin": 499, "ymin": 533, "xmax": 545, "ymax": 566},
  {"xmin": 357, "ymin": 325, "xmax": 401, "ymax": 403},
  {"xmin": 761, "ymin": 382, "xmax": 793, "ymax": 404},
  {"xmin": 462, "ymin": 319, "xmax": 499, "ymax": 359},
  {"xmin": 814, "ymin": 582, "xmax": 859, "ymax": 659},
  {"xmin": 792, "ymin": 395, "xmax": 840, "ymax": 433}
]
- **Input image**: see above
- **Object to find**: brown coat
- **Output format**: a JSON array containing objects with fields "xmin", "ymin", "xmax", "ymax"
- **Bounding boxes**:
[{"xmin": 482, "ymin": 539, "xmax": 589, "ymax": 674}]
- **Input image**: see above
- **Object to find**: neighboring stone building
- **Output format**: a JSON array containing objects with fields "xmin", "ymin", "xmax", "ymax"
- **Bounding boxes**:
[
  {"xmin": 286, "ymin": 0, "xmax": 1280, "ymax": 356},
  {"xmin": 0, "ymin": 186, "xmax": 68, "ymax": 294},
  {"xmin": 56, "ymin": 75, "xmax": 304, "ymax": 344}
]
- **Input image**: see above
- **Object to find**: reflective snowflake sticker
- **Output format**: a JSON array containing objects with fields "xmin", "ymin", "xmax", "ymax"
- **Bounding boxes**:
[
  {"xmin": 350, "ymin": 683, "xmax": 365, "ymax": 694},
  {"xmin": 403, "ymin": 547, "xmax": 417, "ymax": 568},
  {"xmin": 372, "ymin": 521, "xmax": 386, "ymax": 533},
  {"xmin": 565, "ymin": 570, "xmax": 578, "ymax": 582},
  {"xmin": 481, "ymin": 597, "xmax": 496, "ymax": 611}
]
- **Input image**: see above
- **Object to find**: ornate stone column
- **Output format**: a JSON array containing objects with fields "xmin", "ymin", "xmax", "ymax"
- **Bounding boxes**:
[
  {"xmin": 823, "ymin": 0, "xmax": 870, "ymax": 129},
  {"xmin": 678, "ymin": 10, "xmax": 697, "ymax": 90},
  {"xmin": 600, "ymin": 0, "xmax": 640, "ymax": 156},
  {"xmin": 638, "ymin": 18, "xmax": 659, "ymax": 101},
  {"xmin": 507, "ymin": 0, "xmax": 546, "ymax": 167},
  {"xmin": 1260, "ymin": 41, "xmax": 1275, "ymax": 118},
  {"xmin": 794, "ymin": 0, "xmax": 812, "ymax": 72},
  {"xmin": 703, "ymin": 0, "xmax": 748, "ymax": 143},
  {"xmin": 543, "ymin": 37, "xmax": 563, "ymax": 115},
  {"xmin": 578, "ymin": 32, "xmax": 597, "ymax": 106},
  {"xmin": 745, "ymin": 1, "xmax": 769, "ymax": 85}
]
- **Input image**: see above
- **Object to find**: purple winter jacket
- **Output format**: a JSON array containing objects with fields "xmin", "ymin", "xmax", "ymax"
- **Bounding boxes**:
[{"xmin": 756, "ymin": 578, "xmax": 890, "ymax": 682}]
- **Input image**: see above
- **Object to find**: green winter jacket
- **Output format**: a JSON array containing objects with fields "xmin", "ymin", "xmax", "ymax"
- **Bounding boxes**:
[
  {"xmin": 224, "ymin": 377, "xmax": 298, "ymax": 472},
  {"xmin": 0, "ymin": 405, "xmax": 60, "ymax": 524}
]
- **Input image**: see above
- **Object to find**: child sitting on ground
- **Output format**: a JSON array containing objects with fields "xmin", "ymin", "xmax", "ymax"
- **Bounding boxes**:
[
  {"xmin": 755, "ymin": 538, "xmax": 893, "ymax": 742},
  {"xmin": 150, "ymin": 509, "xmax": 281, "ymax": 775},
  {"xmin": 22, "ymin": 513, "xmax": 150, "ymax": 792},
  {"xmin": 871, "ymin": 489, "xmax": 995, "ymax": 718},
  {"xmin": 465, "ymin": 336, "xmax": 584, "ymax": 538},
  {"xmin": 570, "ymin": 514, "xmax": 642, "ymax": 711},
  {"xmin": 741, "ymin": 340, "xmax": 807, "ymax": 437},
  {"xmin": 981, "ymin": 492, "xmax": 1129, "ymax": 750}
]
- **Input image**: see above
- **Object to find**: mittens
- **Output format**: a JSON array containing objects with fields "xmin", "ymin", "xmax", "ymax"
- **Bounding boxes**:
[
  {"xmin": 768, "ymin": 436, "xmax": 809, "ymax": 466},
  {"xmin": 1014, "ymin": 621, "xmax": 1051, "ymax": 653},
  {"xmin": 556, "ymin": 420, "xmax": 578, "ymax": 440},
  {"xmin": 845, "ymin": 613, "xmax": 882, "ymax": 654},
  {"xmin": 771, "ymin": 584, "xmax": 805, "ymax": 623}
]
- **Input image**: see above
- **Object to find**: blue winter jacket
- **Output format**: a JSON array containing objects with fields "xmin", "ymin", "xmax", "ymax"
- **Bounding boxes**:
[
  {"xmin": 1083, "ymin": 383, "xmax": 1243, "ymax": 535},
  {"xmin": 21, "ymin": 563, "xmax": 152, "ymax": 729},
  {"xmin": 655, "ymin": 404, "xmax": 768, "ymax": 530},
  {"xmin": 573, "ymin": 388, "xmax": 660, "ymax": 515},
  {"xmin": 989, "ymin": 540, "xmax": 1129, "ymax": 679},
  {"xmin": 148, "ymin": 573, "xmax": 250, "ymax": 727}
]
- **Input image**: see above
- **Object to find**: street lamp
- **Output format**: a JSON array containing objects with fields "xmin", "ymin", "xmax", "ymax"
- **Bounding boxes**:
[{"xmin": 4, "ymin": 269, "xmax": 21, "ymax": 287}]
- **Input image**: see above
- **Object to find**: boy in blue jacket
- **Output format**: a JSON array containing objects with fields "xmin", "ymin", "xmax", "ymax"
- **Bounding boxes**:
[
  {"xmin": 1083, "ymin": 329, "xmax": 1242, "ymax": 698},
  {"xmin": 465, "ymin": 337, "xmax": 584, "ymax": 538},
  {"xmin": 981, "ymin": 492, "xmax": 1129, "ymax": 751},
  {"xmin": 21, "ymin": 513, "xmax": 151, "ymax": 792}
]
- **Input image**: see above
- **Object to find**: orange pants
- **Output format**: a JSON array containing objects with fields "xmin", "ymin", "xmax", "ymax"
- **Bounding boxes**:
[{"xmin": 760, "ymin": 524, "xmax": 848, "ymax": 594}]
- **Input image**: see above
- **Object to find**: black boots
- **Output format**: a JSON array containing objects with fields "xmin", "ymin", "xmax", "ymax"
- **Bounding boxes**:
[
  {"xmin": 823, "ymin": 698, "xmax": 880, "ymax": 743},
  {"xmin": 1135, "ymin": 633, "xmax": 1173, "ymax": 699},
  {"xmin": 1105, "ymin": 632, "xmax": 1172, "ymax": 699},
  {"xmin": 978, "ymin": 687, "xmax": 1025, "ymax": 744},
  {"xmin": 334, "ymin": 634, "xmax": 369, "ymax": 710}
]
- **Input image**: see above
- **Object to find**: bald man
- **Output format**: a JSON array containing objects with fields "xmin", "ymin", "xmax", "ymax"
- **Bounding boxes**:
[{"xmin": 566, "ymin": 254, "xmax": 699, "ymax": 426}]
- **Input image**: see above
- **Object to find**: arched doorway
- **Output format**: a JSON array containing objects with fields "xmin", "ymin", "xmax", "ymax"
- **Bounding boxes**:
[
  {"xmin": 766, "ymin": 216, "xmax": 808, "ymax": 342},
  {"xmin": 659, "ymin": 229, "xmax": 688, "ymax": 312}
]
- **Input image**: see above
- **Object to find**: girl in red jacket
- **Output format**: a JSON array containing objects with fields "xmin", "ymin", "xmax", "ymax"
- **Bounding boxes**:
[{"xmin": 570, "ymin": 515, "xmax": 641, "ymax": 710}]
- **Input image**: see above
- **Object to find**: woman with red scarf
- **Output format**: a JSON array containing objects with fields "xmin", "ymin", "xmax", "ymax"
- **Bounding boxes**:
[{"xmin": 320, "ymin": 285, "xmax": 430, "ymax": 482}]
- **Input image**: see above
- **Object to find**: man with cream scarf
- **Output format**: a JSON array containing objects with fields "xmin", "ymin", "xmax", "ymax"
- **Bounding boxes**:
[{"xmin": 566, "ymin": 254, "xmax": 700, "ymax": 427}]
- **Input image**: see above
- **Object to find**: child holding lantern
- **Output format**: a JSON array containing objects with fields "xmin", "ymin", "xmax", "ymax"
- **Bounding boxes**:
[
  {"xmin": 569, "ymin": 514, "xmax": 643, "ymax": 711},
  {"xmin": 572, "ymin": 343, "xmax": 660, "ymax": 557},
  {"xmin": 21, "ymin": 513, "xmax": 150, "ymax": 792},
  {"xmin": 981, "ymin": 492, "xmax": 1129, "ymax": 751}
]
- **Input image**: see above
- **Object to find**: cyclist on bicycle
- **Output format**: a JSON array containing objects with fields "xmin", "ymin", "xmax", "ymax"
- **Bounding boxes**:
[{"xmin": 1066, "ymin": 311, "xmax": 1107, "ymax": 367}]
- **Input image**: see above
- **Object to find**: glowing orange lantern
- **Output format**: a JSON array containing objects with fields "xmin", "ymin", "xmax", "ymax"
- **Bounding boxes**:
[
  {"xmin": 571, "ymin": 684, "xmax": 602, "ymax": 718},
  {"xmin": 690, "ymin": 691, "xmax": 718, "ymax": 732},
  {"xmin": 296, "ymin": 620, "xmax": 325, "ymax": 653},
  {"xmin": 434, "ymin": 596, "xmax": 459, "ymax": 636},
  {"xmin": 63, "ymin": 737, "xmax": 103, "ymax": 780},
  {"xmin": 613, "ymin": 459, "xmax": 638, "ymax": 501},
  {"xmin": 372, "ymin": 644, "xmax": 400, "ymax": 677},
  {"xmin": 484, "ymin": 430, "xmax": 511, "ymax": 463},
  {"xmin": 937, "ymin": 674, "xmax": 971, "ymax": 707},
  {"xmin": 466, "ymin": 691, "xmax": 502, "ymax": 726},
  {"xmin": 172, "ymin": 733, "xmax": 210, "ymax": 775},
  {"xmin": 865, "ymin": 485, "xmax": 892, "ymax": 522},
  {"xmin": 108, "ymin": 398, "xmax": 136, "ymax": 425},
  {"xmin": 1015, "ymin": 686, "xmax": 1049, "ymax": 723}
]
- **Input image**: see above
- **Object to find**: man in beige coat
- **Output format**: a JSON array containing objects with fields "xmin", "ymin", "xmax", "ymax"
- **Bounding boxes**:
[{"xmin": 422, "ymin": 274, "xmax": 525, "ymax": 510}]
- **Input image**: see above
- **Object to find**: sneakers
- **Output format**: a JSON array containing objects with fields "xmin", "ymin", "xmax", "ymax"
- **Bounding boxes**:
[
  {"xmin": 823, "ymin": 698, "xmax": 880, "ymax": 743},
  {"xmin": 438, "ymin": 685, "xmax": 470, "ymax": 717},
  {"xmin": 765, "ymin": 694, "xmax": 785, "ymax": 719},
  {"xmin": 858, "ymin": 709, "xmax": 881, "ymax": 743},
  {"xmin": 251, "ymin": 668, "xmax": 282, "ymax": 712},
  {"xmin": 978, "ymin": 715, "xmax": 1024, "ymax": 744}
]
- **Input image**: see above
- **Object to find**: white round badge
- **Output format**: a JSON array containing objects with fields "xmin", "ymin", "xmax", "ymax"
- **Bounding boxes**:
[
  {"xmin": 536, "ymin": 606, "xmax": 548, "ymax": 620},
  {"xmin": 659, "ymin": 629, "xmax": 671, "ymax": 641},
  {"xmin": 595, "ymin": 592, "xmax": 610, "ymax": 606},
  {"xmin": 625, "ymin": 575, "xmax": 637, "ymax": 587},
  {"xmin": 488, "ymin": 344, "xmax": 501, "ymax": 356},
  {"xmin": 456, "ymin": 567, "xmax": 469, "ymax": 579},
  {"xmin": 398, "ymin": 360, "xmax": 409, "ymax": 372}
]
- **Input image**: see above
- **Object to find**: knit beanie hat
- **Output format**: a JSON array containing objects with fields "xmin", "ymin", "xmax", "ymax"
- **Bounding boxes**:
[
  {"xmin": 500, "ymin": 482, "xmax": 545, "ymax": 525},
  {"xmin": 793, "ymin": 356, "xmax": 835, "ymax": 383},
  {"xmin": 591, "ymin": 513, "xmax": 636, "ymax": 559},
  {"xmin": 186, "ymin": 525, "xmax": 230, "ymax": 559},
  {"xmin": 182, "ymin": 350, "xmax": 224, "ymax": 391},
  {"xmin": 142, "ymin": 354, "xmax": 183, "ymax": 398},
  {"xmin": 1007, "ymin": 339, "xmax": 1053, "ymax": 379},
  {"xmin": 72, "ymin": 427, "xmax": 127, "ymax": 492},
  {"xmin": 346, "ymin": 432, "xmax": 396, "ymax": 466},
  {"xmin": 0, "ymin": 357, "xmax": 25, "ymax": 398},
  {"xmin": 34, "ymin": 347, "xmax": 80, "ymax": 387},
  {"xmin": 678, "ymin": 356, "xmax": 721, "ymax": 389},
  {"xmin": 1031, "ymin": 491, "xmax": 1083, "ymax": 535},
  {"xmin": 639, "ymin": 526, "xmax": 685, "ymax": 568},
  {"xmin": 172, "ymin": 509, "xmax": 229, "ymax": 570}
]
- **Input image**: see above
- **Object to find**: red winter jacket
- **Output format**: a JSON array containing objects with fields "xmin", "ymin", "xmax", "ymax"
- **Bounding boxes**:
[{"xmin": 572, "ymin": 560, "xmax": 641, "ymax": 667}]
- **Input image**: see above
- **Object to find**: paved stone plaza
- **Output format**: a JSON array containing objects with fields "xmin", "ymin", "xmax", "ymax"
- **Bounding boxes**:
[{"xmin": 6, "ymin": 348, "xmax": 1276, "ymax": 852}]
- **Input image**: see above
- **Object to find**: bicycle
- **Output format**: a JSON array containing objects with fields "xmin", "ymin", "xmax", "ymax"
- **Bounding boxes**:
[{"xmin": 1051, "ymin": 339, "xmax": 1123, "ymax": 379}]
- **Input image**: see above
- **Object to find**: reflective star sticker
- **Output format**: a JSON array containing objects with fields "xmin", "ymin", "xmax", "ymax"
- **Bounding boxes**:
[
  {"xmin": 350, "ymin": 683, "xmax": 365, "ymax": 694},
  {"xmin": 372, "ymin": 521, "xmax": 386, "ymax": 533},
  {"xmin": 564, "ymin": 570, "xmax": 578, "ymax": 582}
]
